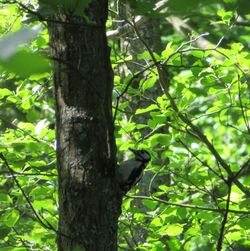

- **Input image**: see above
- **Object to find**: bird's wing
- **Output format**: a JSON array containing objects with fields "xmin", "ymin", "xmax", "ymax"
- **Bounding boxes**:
[{"xmin": 127, "ymin": 166, "xmax": 144, "ymax": 187}]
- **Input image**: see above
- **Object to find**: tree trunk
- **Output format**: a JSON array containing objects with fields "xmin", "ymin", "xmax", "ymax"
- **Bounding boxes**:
[{"xmin": 47, "ymin": 1, "xmax": 121, "ymax": 250}]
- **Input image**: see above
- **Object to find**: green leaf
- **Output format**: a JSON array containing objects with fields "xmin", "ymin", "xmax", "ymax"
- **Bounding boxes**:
[
  {"xmin": 30, "ymin": 186, "xmax": 52, "ymax": 196},
  {"xmin": 189, "ymin": 236, "xmax": 214, "ymax": 251},
  {"xmin": 0, "ymin": 193, "xmax": 11, "ymax": 202},
  {"xmin": 141, "ymin": 75, "xmax": 157, "ymax": 91},
  {"xmin": 203, "ymin": 221, "xmax": 220, "ymax": 235},
  {"xmin": 0, "ymin": 88, "xmax": 12, "ymax": 99},
  {"xmin": 149, "ymin": 133, "xmax": 171, "ymax": 147},
  {"xmin": 217, "ymin": 9, "xmax": 233, "ymax": 24},
  {"xmin": 3, "ymin": 209, "xmax": 19, "ymax": 227},
  {"xmin": 150, "ymin": 112, "xmax": 166, "ymax": 125},
  {"xmin": 120, "ymin": 121, "xmax": 136, "ymax": 132},
  {"xmin": 238, "ymin": 218, "xmax": 250, "ymax": 230},
  {"xmin": 142, "ymin": 200, "xmax": 158, "ymax": 210},
  {"xmin": 29, "ymin": 160, "xmax": 47, "ymax": 167},
  {"xmin": 176, "ymin": 207, "xmax": 187, "ymax": 219},
  {"xmin": 0, "ymin": 50, "xmax": 50, "ymax": 77},
  {"xmin": 231, "ymin": 43, "xmax": 244, "ymax": 53},
  {"xmin": 163, "ymin": 224, "xmax": 184, "ymax": 236},
  {"xmin": 122, "ymin": 198, "xmax": 133, "ymax": 211},
  {"xmin": 33, "ymin": 199, "xmax": 54, "ymax": 210},
  {"xmin": 151, "ymin": 217, "xmax": 164, "ymax": 227},
  {"xmin": 161, "ymin": 42, "xmax": 175, "ymax": 59},
  {"xmin": 189, "ymin": 50, "xmax": 204, "ymax": 59},
  {"xmin": 136, "ymin": 104, "xmax": 159, "ymax": 115},
  {"xmin": 158, "ymin": 185, "xmax": 171, "ymax": 192},
  {"xmin": 137, "ymin": 51, "xmax": 152, "ymax": 60}
]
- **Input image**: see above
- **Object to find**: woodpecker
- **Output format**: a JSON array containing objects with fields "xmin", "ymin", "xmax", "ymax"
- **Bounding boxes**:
[{"xmin": 118, "ymin": 148, "xmax": 151, "ymax": 193}]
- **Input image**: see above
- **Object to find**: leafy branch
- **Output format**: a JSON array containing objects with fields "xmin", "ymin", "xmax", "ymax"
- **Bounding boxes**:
[
  {"xmin": 0, "ymin": 153, "xmax": 56, "ymax": 231},
  {"xmin": 129, "ymin": 20, "xmax": 250, "ymax": 196}
]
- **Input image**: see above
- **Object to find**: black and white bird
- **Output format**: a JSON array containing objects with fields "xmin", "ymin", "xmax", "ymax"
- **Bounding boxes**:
[{"xmin": 118, "ymin": 148, "xmax": 151, "ymax": 193}]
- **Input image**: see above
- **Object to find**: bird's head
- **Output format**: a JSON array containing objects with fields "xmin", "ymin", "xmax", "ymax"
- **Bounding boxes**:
[{"xmin": 129, "ymin": 148, "xmax": 151, "ymax": 163}]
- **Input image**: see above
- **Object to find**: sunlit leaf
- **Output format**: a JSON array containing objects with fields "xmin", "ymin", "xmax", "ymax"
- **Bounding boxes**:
[
  {"xmin": 3, "ymin": 209, "xmax": 19, "ymax": 227},
  {"xmin": 0, "ymin": 50, "xmax": 50, "ymax": 77}
]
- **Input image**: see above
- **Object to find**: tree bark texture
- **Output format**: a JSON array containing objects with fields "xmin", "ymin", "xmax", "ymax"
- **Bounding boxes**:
[{"xmin": 47, "ymin": 1, "xmax": 121, "ymax": 250}]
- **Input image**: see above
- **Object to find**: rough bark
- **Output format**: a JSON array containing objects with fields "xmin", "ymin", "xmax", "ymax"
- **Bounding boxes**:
[{"xmin": 47, "ymin": 1, "xmax": 122, "ymax": 250}]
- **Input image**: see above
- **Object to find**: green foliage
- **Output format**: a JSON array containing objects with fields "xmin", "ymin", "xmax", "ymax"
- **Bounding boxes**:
[
  {"xmin": 0, "ymin": 3, "xmax": 55, "ymax": 250},
  {"xmin": 0, "ymin": 25, "xmax": 50, "ymax": 77},
  {"xmin": 111, "ymin": 1, "xmax": 250, "ymax": 250},
  {"xmin": 0, "ymin": 50, "xmax": 50, "ymax": 77}
]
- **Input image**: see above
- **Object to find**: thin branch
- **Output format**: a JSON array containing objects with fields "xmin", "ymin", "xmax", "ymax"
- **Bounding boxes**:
[
  {"xmin": 127, "ymin": 195, "xmax": 250, "ymax": 215},
  {"xmin": 237, "ymin": 74, "xmax": 250, "ymax": 134},
  {"xmin": 217, "ymin": 180, "xmax": 232, "ymax": 251},
  {"xmin": 162, "ymin": 32, "xmax": 210, "ymax": 64},
  {"xmin": 233, "ymin": 158, "xmax": 250, "ymax": 180},
  {"xmin": 160, "ymin": 33, "xmax": 249, "ymax": 85},
  {"xmin": 0, "ymin": 170, "xmax": 57, "ymax": 177},
  {"xmin": 191, "ymin": 104, "xmax": 250, "ymax": 123},
  {"xmin": 165, "ymin": 121, "xmax": 200, "ymax": 140},
  {"xmin": 136, "ymin": 124, "xmax": 165, "ymax": 144},
  {"xmin": 235, "ymin": 21, "xmax": 250, "ymax": 27}
]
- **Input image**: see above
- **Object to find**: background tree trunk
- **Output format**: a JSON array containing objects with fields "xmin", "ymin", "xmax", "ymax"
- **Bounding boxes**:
[{"xmin": 47, "ymin": 1, "xmax": 121, "ymax": 250}]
